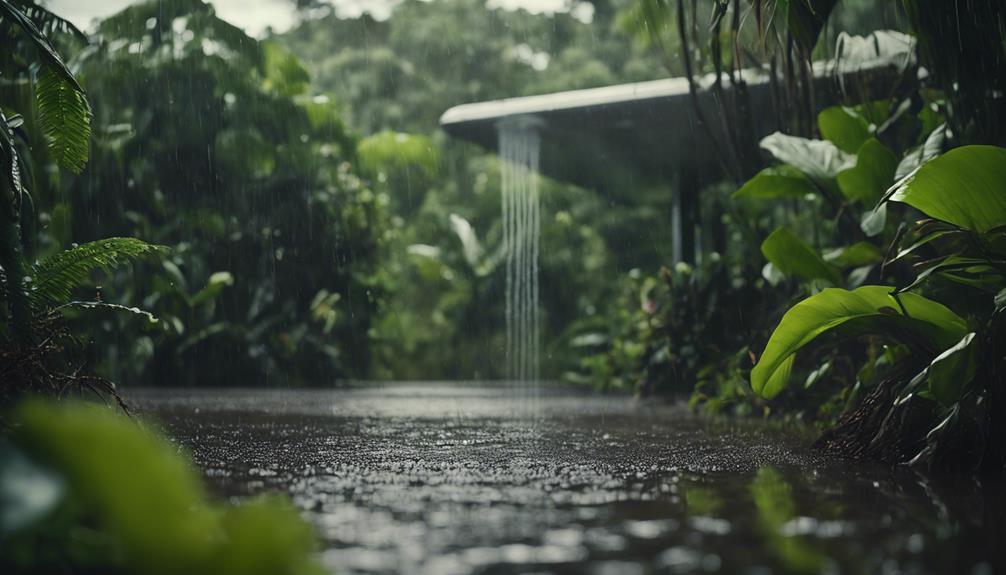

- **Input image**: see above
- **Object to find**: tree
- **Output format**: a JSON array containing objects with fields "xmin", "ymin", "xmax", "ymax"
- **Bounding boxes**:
[{"xmin": 38, "ymin": 0, "xmax": 390, "ymax": 386}]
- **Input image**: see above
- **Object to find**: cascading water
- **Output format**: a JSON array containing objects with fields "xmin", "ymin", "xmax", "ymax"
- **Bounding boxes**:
[{"xmin": 498, "ymin": 117, "xmax": 542, "ymax": 384}]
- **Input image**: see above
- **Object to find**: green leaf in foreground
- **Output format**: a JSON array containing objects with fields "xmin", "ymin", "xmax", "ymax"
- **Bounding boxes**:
[
  {"xmin": 7, "ymin": 401, "xmax": 323, "ymax": 575},
  {"xmin": 733, "ymin": 166, "xmax": 817, "ymax": 201},
  {"xmin": 761, "ymin": 228, "xmax": 842, "ymax": 285},
  {"xmin": 889, "ymin": 145, "xmax": 1006, "ymax": 233},
  {"xmin": 751, "ymin": 286, "xmax": 969, "ymax": 398}
]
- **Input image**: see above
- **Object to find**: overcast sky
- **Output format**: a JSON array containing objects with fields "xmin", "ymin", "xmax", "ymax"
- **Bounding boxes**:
[{"xmin": 48, "ymin": 0, "xmax": 574, "ymax": 37}]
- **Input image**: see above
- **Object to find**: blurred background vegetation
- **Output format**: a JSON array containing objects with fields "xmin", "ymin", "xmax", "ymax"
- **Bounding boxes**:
[
  {"xmin": 3, "ymin": 0, "xmax": 998, "ymax": 419},
  {"xmin": 6, "ymin": 0, "xmax": 702, "ymax": 386}
]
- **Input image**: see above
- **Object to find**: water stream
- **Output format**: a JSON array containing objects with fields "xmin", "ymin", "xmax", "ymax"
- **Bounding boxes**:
[{"xmin": 498, "ymin": 118, "xmax": 542, "ymax": 384}]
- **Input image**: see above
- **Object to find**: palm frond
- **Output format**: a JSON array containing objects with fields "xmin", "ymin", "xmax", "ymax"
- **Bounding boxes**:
[
  {"xmin": 28, "ymin": 237, "xmax": 166, "ymax": 307},
  {"xmin": 36, "ymin": 67, "xmax": 92, "ymax": 173},
  {"xmin": 9, "ymin": 0, "xmax": 87, "ymax": 41},
  {"xmin": 0, "ymin": 0, "xmax": 85, "ymax": 92}
]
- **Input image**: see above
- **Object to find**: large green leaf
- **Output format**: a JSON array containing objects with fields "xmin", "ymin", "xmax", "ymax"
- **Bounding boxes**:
[
  {"xmin": 926, "ymin": 332, "xmax": 977, "ymax": 406},
  {"xmin": 889, "ymin": 145, "xmax": 1006, "ymax": 233},
  {"xmin": 837, "ymin": 138, "xmax": 897, "ymax": 206},
  {"xmin": 751, "ymin": 286, "xmax": 969, "ymax": 398},
  {"xmin": 761, "ymin": 228, "xmax": 842, "ymax": 285},
  {"xmin": 36, "ymin": 68, "xmax": 92, "ymax": 174},
  {"xmin": 733, "ymin": 165, "xmax": 817, "ymax": 201},
  {"xmin": 11, "ymin": 401, "xmax": 323, "ymax": 575},
  {"xmin": 818, "ymin": 106, "xmax": 871, "ymax": 154},
  {"xmin": 760, "ymin": 132, "xmax": 854, "ymax": 183}
]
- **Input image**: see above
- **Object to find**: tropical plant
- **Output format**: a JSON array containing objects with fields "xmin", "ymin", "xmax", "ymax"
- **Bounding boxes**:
[
  {"xmin": 680, "ymin": 3, "xmax": 1005, "ymax": 470},
  {"xmin": 1, "ymin": 0, "xmax": 91, "ymax": 339},
  {"xmin": 1, "ymin": 1, "xmax": 162, "ymax": 404},
  {"xmin": 42, "ymin": 0, "xmax": 393, "ymax": 386},
  {"xmin": 751, "ymin": 145, "xmax": 1006, "ymax": 472},
  {"xmin": 278, "ymin": 0, "xmax": 671, "ymax": 380}
]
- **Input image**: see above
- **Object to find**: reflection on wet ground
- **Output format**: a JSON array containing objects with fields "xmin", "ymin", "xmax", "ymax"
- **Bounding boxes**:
[{"xmin": 130, "ymin": 384, "xmax": 1005, "ymax": 574}]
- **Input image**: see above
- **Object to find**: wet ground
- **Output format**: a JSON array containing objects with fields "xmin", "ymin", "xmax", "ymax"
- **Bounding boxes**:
[{"xmin": 130, "ymin": 384, "xmax": 1005, "ymax": 574}]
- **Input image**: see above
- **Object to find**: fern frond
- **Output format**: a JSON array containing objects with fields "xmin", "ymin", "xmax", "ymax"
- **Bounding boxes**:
[
  {"xmin": 9, "ymin": 0, "xmax": 87, "ymax": 41},
  {"xmin": 36, "ymin": 67, "xmax": 92, "ymax": 173},
  {"xmin": 28, "ymin": 238, "xmax": 166, "ymax": 307}
]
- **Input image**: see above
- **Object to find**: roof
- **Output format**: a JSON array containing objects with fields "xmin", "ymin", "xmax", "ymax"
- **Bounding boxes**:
[{"xmin": 440, "ymin": 52, "xmax": 909, "ymax": 190}]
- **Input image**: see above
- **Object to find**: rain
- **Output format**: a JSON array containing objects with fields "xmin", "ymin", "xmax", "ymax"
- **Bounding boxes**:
[{"xmin": 1, "ymin": 1, "xmax": 1005, "ymax": 574}]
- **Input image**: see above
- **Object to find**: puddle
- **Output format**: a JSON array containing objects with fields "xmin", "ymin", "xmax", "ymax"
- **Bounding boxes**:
[{"xmin": 130, "ymin": 384, "xmax": 1006, "ymax": 574}]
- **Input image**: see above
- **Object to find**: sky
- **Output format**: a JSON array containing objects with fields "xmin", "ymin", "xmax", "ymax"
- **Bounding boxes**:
[{"xmin": 48, "ymin": 0, "xmax": 575, "ymax": 37}]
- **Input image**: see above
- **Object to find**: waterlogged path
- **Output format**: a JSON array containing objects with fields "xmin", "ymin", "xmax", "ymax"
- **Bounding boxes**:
[{"xmin": 131, "ymin": 384, "xmax": 1004, "ymax": 574}]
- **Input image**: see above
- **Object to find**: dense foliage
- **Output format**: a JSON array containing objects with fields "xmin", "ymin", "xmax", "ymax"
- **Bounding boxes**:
[
  {"xmin": 0, "ymin": 0, "xmax": 166, "ymax": 406},
  {"xmin": 3, "ymin": 0, "xmax": 1005, "ymax": 474},
  {"xmin": 275, "ymin": 0, "xmax": 689, "ymax": 379},
  {"xmin": 3, "ymin": 3, "xmax": 1005, "ymax": 575},
  {"xmin": 5, "ymin": 0, "xmax": 695, "ymax": 385},
  {"xmin": 594, "ymin": 0, "xmax": 1006, "ymax": 472},
  {"xmin": 1, "ymin": 9, "xmax": 322, "ymax": 569},
  {"xmin": 72, "ymin": 0, "xmax": 396, "ymax": 386}
]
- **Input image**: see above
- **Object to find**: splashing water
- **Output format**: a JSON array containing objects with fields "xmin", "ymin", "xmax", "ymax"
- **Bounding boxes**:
[{"xmin": 499, "ymin": 117, "xmax": 541, "ymax": 384}]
